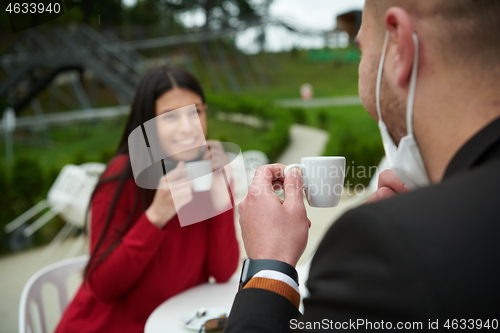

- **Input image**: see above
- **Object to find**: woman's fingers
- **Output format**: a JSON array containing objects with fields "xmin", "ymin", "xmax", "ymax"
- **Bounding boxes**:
[
  {"xmin": 207, "ymin": 140, "xmax": 229, "ymax": 170},
  {"xmin": 166, "ymin": 161, "xmax": 188, "ymax": 183}
]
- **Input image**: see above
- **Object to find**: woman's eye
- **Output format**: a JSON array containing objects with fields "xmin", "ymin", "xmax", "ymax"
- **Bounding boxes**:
[{"xmin": 163, "ymin": 114, "xmax": 176, "ymax": 120}]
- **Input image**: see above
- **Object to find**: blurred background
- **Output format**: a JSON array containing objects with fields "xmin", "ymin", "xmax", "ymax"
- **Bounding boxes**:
[{"xmin": 0, "ymin": 0, "xmax": 385, "ymax": 330}]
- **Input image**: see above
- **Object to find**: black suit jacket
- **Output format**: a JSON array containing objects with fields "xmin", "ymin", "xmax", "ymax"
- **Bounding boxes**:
[{"xmin": 225, "ymin": 117, "xmax": 500, "ymax": 332}]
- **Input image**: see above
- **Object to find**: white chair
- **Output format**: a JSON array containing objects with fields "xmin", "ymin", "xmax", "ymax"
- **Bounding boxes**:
[
  {"xmin": 19, "ymin": 255, "xmax": 89, "ymax": 333},
  {"xmin": 41, "ymin": 163, "xmax": 105, "ymax": 258},
  {"xmin": 4, "ymin": 163, "xmax": 106, "ymax": 257},
  {"xmin": 242, "ymin": 150, "xmax": 269, "ymax": 185}
]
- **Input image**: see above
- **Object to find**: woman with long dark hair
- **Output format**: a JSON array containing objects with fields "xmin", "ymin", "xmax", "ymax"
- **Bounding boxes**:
[{"xmin": 55, "ymin": 66, "xmax": 240, "ymax": 333}]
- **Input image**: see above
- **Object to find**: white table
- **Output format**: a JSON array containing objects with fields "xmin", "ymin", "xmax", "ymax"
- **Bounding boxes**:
[
  {"xmin": 145, "ymin": 263, "xmax": 311, "ymax": 333},
  {"xmin": 145, "ymin": 274, "xmax": 240, "ymax": 333}
]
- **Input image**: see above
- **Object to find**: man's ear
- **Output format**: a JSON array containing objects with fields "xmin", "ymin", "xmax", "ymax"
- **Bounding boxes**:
[{"xmin": 384, "ymin": 7, "xmax": 415, "ymax": 87}]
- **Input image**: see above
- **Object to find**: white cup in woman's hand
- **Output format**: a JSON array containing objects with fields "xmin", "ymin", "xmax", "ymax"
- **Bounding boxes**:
[
  {"xmin": 185, "ymin": 160, "xmax": 213, "ymax": 192},
  {"xmin": 165, "ymin": 161, "xmax": 194, "ymax": 207},
  {"xmin": 147, "ymin": 162, "xmax": 193, "ymax": 228}
]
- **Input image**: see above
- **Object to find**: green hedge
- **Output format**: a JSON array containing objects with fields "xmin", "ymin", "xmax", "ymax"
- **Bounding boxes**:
[
  {"xmin": 321, "ymin": 106, "xmax": 384, "ymax": 186},
  {"xmin": 0, "ymin": 149, "xmax": 116, "ymax": 254},
  {"xmin": 0, "ymin": 158, "xmax": 62, "ymax": 254},
  {"xmin": 207, "ymin": 94, "xmax": 292, "ymax": 162}
]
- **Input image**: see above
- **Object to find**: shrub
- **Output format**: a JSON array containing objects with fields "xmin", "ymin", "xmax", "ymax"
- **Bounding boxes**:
[
  {"xmin": 72, "ymin": 150, "xmax": 88, "ymax": 165},
  {"xmin": 99, "ymin": 148, "xmax": 116, "ymax": 164},
  {"xmin": 321, "ymin": 107, "xmax": 384, "ymax": 186},
  {"xmin": 206, "ymin": 94, "xmax": 292, "ymax": 162},
  {"xmin": 317, "ymin": 111, "xmax": 329, "ymax": 130},
  {"xmin": 0, "ymin": 162, "xmax": 12, "ymax": 254},
  {"xmin": 290, "ymin": 108, "xmax": 307, "ymax": 125},
  {"xmin": 10, "ymin": 157, "xmax": 45, "ymax": 212},
  {"xmin": 0, "ymin": 157, "xmax": 65, "ymax": 253}
]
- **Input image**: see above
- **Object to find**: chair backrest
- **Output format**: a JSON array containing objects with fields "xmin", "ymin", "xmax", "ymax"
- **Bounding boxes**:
[
  {"xmin": 47, "ymin": 165, "xmax": 88, "ymax": 210},
  {"xmin": 242, "ymin": 150, "xmax": 269, "ymax": 184},
  {"xmin": 19, "ymin": 255, "xmax": 89, "ymax": 333},
  {"xmin": 79, "ymin": 162, "xmax": 106, "ymax": 178},
  {"xmin": 58, "ymin": 163, "xmax": 106, "ymax": 227},
  {"xmin": 242, "ymin": 150, "xmax": 269, "ymax": 170},
  {"xmin": 47, "ymin": 164, "xmax": 105, "ymax": 227}
]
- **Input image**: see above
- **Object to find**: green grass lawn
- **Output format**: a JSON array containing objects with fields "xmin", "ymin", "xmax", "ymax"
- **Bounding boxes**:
[
  {"xmin": 196, "ymin": 49, "xmax": 361, "ymax": 101},
  {"xmin": 208, "ymin": 117, "xmax": 272, "ymax": 153}
]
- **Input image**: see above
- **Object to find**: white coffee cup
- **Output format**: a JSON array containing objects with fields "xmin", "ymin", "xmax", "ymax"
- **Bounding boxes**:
[
  {"xmin": 185, "ymin": 160, "xmax": 213, "ymax": 192},
  {"xmin": 284, "ymin": 156, "xmax": 345, "ymax": 207}
]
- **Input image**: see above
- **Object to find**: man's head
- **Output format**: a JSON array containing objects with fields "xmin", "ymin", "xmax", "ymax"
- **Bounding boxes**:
[{"xmin": 357, "ymin": 0, "xmax": 500, "ymax": 182}]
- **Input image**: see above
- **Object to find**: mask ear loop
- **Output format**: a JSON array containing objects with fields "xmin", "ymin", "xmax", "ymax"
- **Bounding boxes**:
[
  {"xmin": 376, "ymin": 31, "xmax": 390, "ymax": 123},
  {"xmin": 406, "ymin": 33, "xmax": 419, "ymax": 137}
]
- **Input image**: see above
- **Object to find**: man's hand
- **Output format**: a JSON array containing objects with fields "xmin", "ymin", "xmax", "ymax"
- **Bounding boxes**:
[
  {"xmin": 365, "ymin": 169, "xmax": 411, "ymax": 204},
  {"xmin": 238, "ymin": 164, "xmax": 310, "ymax": 267}
]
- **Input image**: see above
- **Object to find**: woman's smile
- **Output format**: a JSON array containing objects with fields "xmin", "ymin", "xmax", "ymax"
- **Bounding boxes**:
[{"xmin": 172, "ymin": 137, "xmax": 200, "ymax": 148}]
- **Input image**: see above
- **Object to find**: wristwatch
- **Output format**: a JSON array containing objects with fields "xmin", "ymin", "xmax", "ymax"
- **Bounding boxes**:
[{"xmin": 238, "ymin": 258, "xmax": 299, "ymax": 290}]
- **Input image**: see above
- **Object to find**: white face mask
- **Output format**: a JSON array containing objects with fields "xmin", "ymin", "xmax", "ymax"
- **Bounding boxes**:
[{"xmin": 376, "ymin": 31, "xmax": 431, "ymax": 189}]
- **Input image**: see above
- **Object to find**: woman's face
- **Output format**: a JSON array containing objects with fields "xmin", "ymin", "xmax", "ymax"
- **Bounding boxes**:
[{"xmin": 155, "ymin": 87, "xmax": 208, "ymax": 161}]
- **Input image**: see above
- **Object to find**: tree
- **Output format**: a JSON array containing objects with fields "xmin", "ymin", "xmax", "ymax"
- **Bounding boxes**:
[
  {"xmin": 161, "ymin": 0, "xmax": 272, "ymax": 31},
  {"xmin": 80, "ymin": 0, "xmax": 123, "ymax": 26}
]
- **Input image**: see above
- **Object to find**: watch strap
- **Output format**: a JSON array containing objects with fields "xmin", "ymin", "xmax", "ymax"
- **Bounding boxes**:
[{"xmin": 239, "ymin": 259, "xmax": 298, "ymax": 290}]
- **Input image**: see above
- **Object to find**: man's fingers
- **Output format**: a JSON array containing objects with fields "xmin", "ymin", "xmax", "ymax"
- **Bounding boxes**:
[
  {"xmin": 366, "ymin": 186, "xmax": 397, "ymax": 203},
  {"xmin": 378, "ymin": 169, "xmax": 411, "ymax": 193},
  {"xmin": 252, "ymin": 164, "xmax": 285, "ymax": 191},
  {"xmin": 283, "ymin": 167, "xmax": 304, "ymax": 205},
  {"xmin": 365, "ymin": 170, "xmax": 411, "ymax": 204},
  {"xmin": 272, "ymin": 180, "xmax": 284, "ymax": 191}
]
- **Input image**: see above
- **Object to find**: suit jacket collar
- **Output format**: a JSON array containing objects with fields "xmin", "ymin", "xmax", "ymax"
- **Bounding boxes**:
[{"xmin": 444, "ymin": 116, "xmax": 500, "ymax": 179}]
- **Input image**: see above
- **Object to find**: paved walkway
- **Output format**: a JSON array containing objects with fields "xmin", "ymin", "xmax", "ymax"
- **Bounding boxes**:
[{"xmin": 0, "ymin": 124, "xmax": 370, "ymax": 333}]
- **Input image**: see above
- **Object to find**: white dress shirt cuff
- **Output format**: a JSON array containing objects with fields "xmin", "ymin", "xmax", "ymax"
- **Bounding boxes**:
[{"xmin": 253, "ymin": 270, "xmax": 299, "ymax": 293}]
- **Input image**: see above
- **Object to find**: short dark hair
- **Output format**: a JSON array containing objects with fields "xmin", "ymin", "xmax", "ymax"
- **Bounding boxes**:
[{"xmin": 366, "ymin": 0, "xmax": 500, "ymax": 72}]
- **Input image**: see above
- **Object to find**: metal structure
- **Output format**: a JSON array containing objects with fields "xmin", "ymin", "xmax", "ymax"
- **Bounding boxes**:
[
  {"xmin": 0, "ymin": 25, "xmax": 144, "ymax": 117},
  {"xmin": 0, "ymin": 18, "xmax": 332, "ymax": 119},
  {"xmin": 0, "ymin": 18, "xmax": 344, "ymax": 144}
]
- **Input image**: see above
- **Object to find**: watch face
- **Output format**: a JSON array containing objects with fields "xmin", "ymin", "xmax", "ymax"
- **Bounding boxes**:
[
  {"xmin": 238, "ymin": 259, "xmax": 251, "ymax": 290},
  {"xmin": 241, "ymin": 259, "xmax": 250, "ymax": 281}
]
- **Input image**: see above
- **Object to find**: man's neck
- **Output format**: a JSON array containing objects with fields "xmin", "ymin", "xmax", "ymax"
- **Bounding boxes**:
[{"xmin": 414, "ymin": 73, "xmax": 500, "ymax": 184}]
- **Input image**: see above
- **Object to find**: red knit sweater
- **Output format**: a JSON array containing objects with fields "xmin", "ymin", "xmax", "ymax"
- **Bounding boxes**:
[{"xmin": 55, "ymin": 155, "xmax": 240, "ymax": 333}]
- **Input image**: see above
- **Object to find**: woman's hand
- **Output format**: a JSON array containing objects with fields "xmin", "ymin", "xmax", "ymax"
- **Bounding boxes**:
[
  {"xmin": 146, "ymin": 161, "xmax": 193, "ymax": 229},
  {"xmin": 203, "ymin": 140, "xmax": 230, "ymax": 171},
  {"xmin": 203, "ymin": 141, "xmax": 233, "ymax": 210}
]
